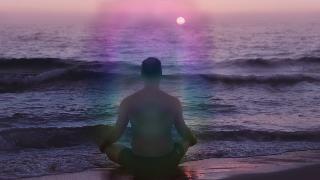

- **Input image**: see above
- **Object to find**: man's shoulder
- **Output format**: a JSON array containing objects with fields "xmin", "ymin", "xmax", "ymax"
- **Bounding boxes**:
[
  {"xmin": 120, "ymin": 91, "xmax": 141, "ymax": 105},
  {"xmin": 121, "ymin": 93, "xmax": 134, "ymax": 105},
  {"xmin": 159, "ymin": 90, "xmax": 180, "ymax": 105}
]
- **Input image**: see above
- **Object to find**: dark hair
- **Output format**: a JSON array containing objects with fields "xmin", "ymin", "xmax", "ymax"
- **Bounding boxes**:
[{"xmin": 141, "ymin": 57, "xmax": 162, "ymax": 79}]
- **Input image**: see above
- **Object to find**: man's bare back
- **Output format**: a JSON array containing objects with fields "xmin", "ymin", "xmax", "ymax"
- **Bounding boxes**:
[{"xmin": 122, "ymin": 87, "xmax": 183, "ymax": 157}]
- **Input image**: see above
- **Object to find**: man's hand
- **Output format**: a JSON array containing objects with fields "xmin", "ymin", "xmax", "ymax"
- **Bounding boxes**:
[
  {"xmin": 99, "ymin": 141, "xmax": 111, "ymax": 153},
  {"xmin": 99, "ymin": 143, "xmax": 107, "ymax": 153},
  {"xmin": 185, "ymin": 129, "xmax": 197, "ymax": 146},
  {"xmin": 189, "ymin": 133, "xmax": 197, "ymax": 146}
]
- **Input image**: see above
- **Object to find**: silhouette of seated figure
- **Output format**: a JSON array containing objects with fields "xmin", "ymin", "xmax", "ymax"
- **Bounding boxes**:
[{"xmin": 99, "ymin": 57, "xmax": 197, "ymax": 177}]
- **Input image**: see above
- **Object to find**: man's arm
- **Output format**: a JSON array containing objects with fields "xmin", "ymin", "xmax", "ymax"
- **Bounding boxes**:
[
  {"xmin": 100, "ymin": 99, "xmax": 129, "ymax": 152},
  {"xmin": 174, "ymin": 98, "xmax": 197, "ymax": 146}
]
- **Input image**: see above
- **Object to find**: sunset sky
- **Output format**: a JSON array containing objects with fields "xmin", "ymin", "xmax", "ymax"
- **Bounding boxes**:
[{"xmin": 1, "ymin": 0, "xmax": 320, "ymax": 15}]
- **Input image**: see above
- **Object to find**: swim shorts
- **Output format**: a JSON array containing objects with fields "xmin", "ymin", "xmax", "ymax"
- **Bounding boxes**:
[{"xmin": 118, "ymin": 143, "xmax": 185, "ymax": 174}]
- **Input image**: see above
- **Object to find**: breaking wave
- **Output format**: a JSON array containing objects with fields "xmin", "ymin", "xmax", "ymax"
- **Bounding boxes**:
[
  {"xmin": 200, "ymin": 74, "xmax": 320, "ymax": 85},
  {"xmin": 1, "ymin": 57, "xmax": 320, "ymax": 92},
  {"xmin": 0, "ymin": 125, "xmax": 319, "ymax": 151},
  {"xmin": 215, "ymin": 56, "xmax": 320, "ymax": 68}
]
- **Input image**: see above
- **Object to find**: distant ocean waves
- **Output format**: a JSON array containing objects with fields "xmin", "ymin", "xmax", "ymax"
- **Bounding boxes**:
[
  {"xmin": 1, "ymin": 125, "xmax": 320, "ymax": 151},
  {"xmin": 1, "ymin": 57, "xmax": 320, "ymax": 92}
]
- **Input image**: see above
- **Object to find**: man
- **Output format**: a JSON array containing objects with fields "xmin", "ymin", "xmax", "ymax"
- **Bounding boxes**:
[{"xmin": 100, "ymin": 57, "xmax": 197, "ymax": 174}]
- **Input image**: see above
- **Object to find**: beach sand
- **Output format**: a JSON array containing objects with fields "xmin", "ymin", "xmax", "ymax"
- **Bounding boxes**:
[{"xmin": 25, "ymin": 150, "xmax": 320, "ymax": 180}]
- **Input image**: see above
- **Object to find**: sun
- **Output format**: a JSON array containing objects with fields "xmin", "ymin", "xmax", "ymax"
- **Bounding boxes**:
[{"xmin": 176, "ymin": 17, "xmax": 186, "ymax": 25}]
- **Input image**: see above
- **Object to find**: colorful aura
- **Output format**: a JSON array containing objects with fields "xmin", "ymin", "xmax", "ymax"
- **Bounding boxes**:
[{"xmin": 85, "ymin": 0, "xmax": 215, "ymax": 125}]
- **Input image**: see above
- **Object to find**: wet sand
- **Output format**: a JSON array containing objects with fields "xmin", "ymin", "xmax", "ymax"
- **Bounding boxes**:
[
  {"xmin": 25, "ymin": 150, "xmax": 320, "ymax": 180},
  {"xmin": 224, "ymin": 164, "xmax": 320, "ymax": 180}
]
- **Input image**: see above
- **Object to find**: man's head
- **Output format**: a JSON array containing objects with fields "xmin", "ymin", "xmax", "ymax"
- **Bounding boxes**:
[{"xmin": 141, "ymin": 57, "xmax": 162, "ymax": 83}]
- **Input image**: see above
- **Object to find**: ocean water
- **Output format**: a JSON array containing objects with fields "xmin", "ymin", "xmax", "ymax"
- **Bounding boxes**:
[{"xmin": 1, "ymin": 14, "xmax": 320, "ymax": 179}]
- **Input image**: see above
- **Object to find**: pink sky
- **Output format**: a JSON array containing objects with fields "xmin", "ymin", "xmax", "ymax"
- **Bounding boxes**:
[{"xmin": 1, "ymin": 0, "xmax": 320, "ymax": 15}]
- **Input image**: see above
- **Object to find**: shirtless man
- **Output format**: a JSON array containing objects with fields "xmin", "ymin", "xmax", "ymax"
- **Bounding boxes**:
[{"xmin": 99, "ymin": 57, "xmax": 197, "ymax": 173}]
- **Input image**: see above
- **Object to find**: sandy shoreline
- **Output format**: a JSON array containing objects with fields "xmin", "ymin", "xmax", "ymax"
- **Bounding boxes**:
[
  {"xmin": 25, "ymin": 150, "xmax": 320, "ymax": 180},
  {"xmin": 224, "ymin": 164, "xmax": 320, "ymax": 180}
]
